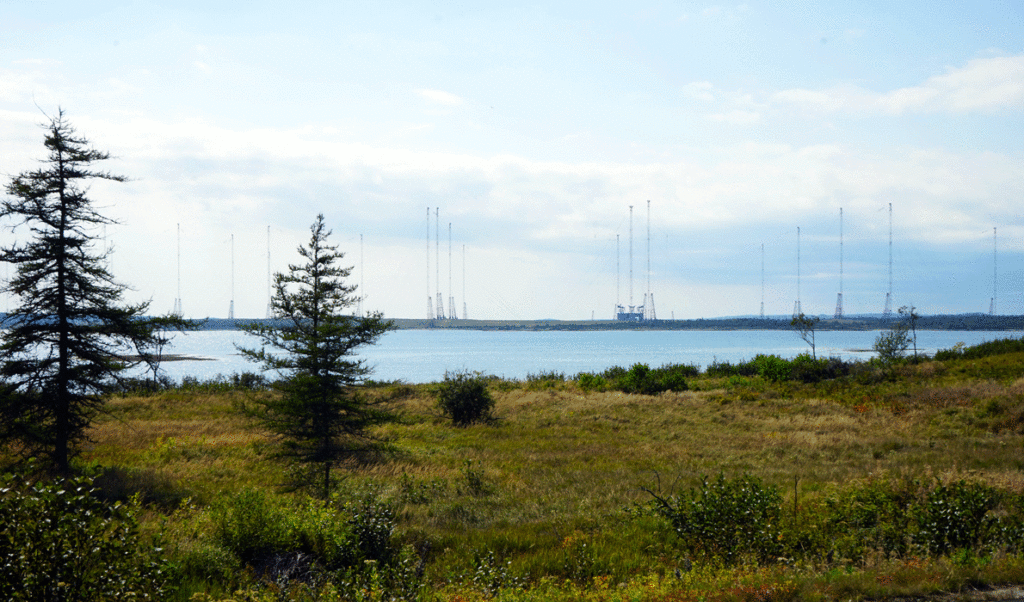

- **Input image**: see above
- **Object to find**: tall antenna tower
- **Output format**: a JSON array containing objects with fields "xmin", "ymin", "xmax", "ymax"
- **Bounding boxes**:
[
  {"xmin": 265, "ymin": 226, "xmax": 273, "ymax": 319},
  {"xmin": 359, "ymin": 233, "xmax": 364, "ymax": 318},
  {"xmin": 793, "ymin": 226, "xmax": 802, "ymax": 317},
  {"xmin": 228, "ymin": 233, "xmax": 235, "ymax": 319},
  {"xmin": 990, "ymin": 226, "xmax": 997, "ymax": 315},
  {"xmin": 448, "ymin": 223, "xmax": 456, "ymax": 320},
  {"xmin": 760, "ymin": 243, "xmax": 765, "ymax": 318},
  {"xmin": 435, "ymin": 208, "xmax": 445, "ymax": 319},
  {"xmin": 645, "ymin": 199, "xmax": 655, "ymax": 320},
  {"xmin": 426, "ymin": 207, "xmax": 433, "ymax": 320},
  {"xmin": 462, "ymin": 244, "xmax": 468, "ymax": 320},
  {"xmin": 172, "ymin": 223, "xmax": 182, "ymax": 317},
  {"xmin": 629, "ymin": 205, "xmax": 634, "ymax": 314},
  {"xmin": 615, "ymin": 234, "xmax": 620, "ymax": 318},
  {"xmin": 834, "ymin": 207, "xmax": 844, "ymax": 319},
  {"xmin": 883, "ymin": 203, "xmax": 893, "ymax": 318}
]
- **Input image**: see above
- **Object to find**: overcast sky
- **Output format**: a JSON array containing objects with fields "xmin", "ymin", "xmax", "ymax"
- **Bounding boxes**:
[{"xmin": 1, "ymin": 1, "xmax": 1022, "ymax": 320}]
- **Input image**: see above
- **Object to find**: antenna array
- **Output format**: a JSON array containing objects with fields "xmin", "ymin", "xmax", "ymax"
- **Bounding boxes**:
[{"xmin": 834, "ymin": 208, "xmax": 844, "ymax": 319}]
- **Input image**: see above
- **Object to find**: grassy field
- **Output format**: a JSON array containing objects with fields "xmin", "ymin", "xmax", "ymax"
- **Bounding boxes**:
[{"xmin": 10, "ymin": 342, "xmax": 1024, "ymax": 601}]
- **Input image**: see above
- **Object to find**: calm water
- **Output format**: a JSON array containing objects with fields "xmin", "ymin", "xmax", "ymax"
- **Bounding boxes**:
[{"xmin": 150, "ymin": 328, "xmax": 1018, "ymax": 384}]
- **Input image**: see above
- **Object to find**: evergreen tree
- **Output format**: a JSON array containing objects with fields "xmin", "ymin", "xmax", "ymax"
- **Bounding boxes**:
[
  {"xmin": 239, "ymin": 214, "xmax": 394, "ymax": 498},
  {"xmin": 0, "ymin": 110, "xmax": 166, "ymax": 474}
]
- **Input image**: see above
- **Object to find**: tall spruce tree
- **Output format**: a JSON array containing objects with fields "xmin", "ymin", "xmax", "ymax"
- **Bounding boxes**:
[
  {"xmin": 0, "ymin": 110, "xmax": 164, "ymax": 474},
  {"xmin": 239, "ymin": 214, "xmax": 393, "ymax": 498}
]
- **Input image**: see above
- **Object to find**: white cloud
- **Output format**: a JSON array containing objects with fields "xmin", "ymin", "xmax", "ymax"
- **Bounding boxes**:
[
  {"xmin": 708, "ymin": 110, "xmax": 760, "ymax": 124},
  {"xmin": 774, "ymin": 55, "xmax": 1024, "ymax": 115},
  {"xmin": 416, "ymin": 89, "xmax": 465, "ymax": 107}
]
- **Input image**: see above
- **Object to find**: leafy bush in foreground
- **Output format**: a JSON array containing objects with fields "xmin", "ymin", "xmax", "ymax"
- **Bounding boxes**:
[
  {"xmin": 436, "ymin": 370, "xmax": 495, "ymax": 425},
  {"xmin": 0, "ymin": 471, "xmax": 175, "ymax": 601},
  {"xmin": 645, "ymin": 473, "xmax": 783, "ymax": 564}
]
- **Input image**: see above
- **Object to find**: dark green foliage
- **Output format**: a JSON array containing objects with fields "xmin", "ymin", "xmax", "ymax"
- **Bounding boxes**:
[
  {"xmin": 436, "ymin": 370, "xmax": 495, "ymax": 426},
  {"xmin": 789, "ymin": 353, "xmax": 852, "ymax": 383},
  {"xmin": 916, "ymin": 480, "xmax": 1002, "ymax": 555},
  {"xmin": 238, "ymin": 215, "xmax": 394, "ymax": 498},
  {"xmin": 575, "ymin": 372, "xmax": 608, "ymax": 392},
  {"xmin": 935, "ymin": 336, "xmax": 1024, "ymax": 361},
  {"xmin": 592, "ymin": 363, "xmax": 691, "ymax": 395},
  {"xmin": 0, "ymin": 111, "xmax": 175, "ymax": 473},
  {"xmin": 791, "ymin": 313, "xmax": 821, "ymax": 359},
  {"xmin": 753, "ymin": 354, "xmax": 792, "ymax": 382},
  {"xmin": 705, "ymin": 357, "xmax": 759, "ymax": 378},
  {"xmin": 0, "ymin": 470, "xmax": 174, "ymax": 601},
  {"xmin": 645, "ymin": 473, "xmax": 783, "ymax": 564}
]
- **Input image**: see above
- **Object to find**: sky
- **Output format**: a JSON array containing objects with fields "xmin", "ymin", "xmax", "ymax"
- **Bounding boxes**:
[{"xmin": 0, "ymin": 0, "xmax": 1022, "ymax": 320}]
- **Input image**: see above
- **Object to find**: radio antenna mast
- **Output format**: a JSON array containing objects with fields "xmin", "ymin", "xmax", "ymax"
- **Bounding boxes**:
[
  {"xmin": 834, "ymin": 207, "xmax": 844, "ymax": 318},
  {"xmin": 426, "ymin": 207, "xmax": 433, "ymax": 319},
  {"xmin": 462, "ymin": 244, "xmax": 468, "ymax": 320},
  {"xmin": 229, "ymin": 233, "xmax": 235, "ymax": 319},
  {"xmin": 793, "ymin": 226, "xmax": 802, "ymax": 318},
  {"xmin": 172, "ymin": 223, "xmax": 182, "ymax": 317},
  {"xmin": 629, "ymin": 205, "xmax": 634, "ymax": 314},
  {"xmin": 760, "ymin": 243, "xmax": 765, "ymax": 318},
  {"xmin": 359, "ymin": 233, "xmax": 364, "ymax": 318},
  {"xmin": 448, "ymin": 223, "xmax": 456, "ymax": 320},
  {"xmin": 883, "ymin": 203, "xmax": 893, "ymax": 318},
  {"xmin": 266, "ymin": 226, "xmax": 272, "ymax": 319},
  {"xmin": 435, "ymin": 208, "xmax": 444, "ymax": 319},
  {"xmin": 991, "ymin": 227, "xmax": 997, "ymax": 315}
]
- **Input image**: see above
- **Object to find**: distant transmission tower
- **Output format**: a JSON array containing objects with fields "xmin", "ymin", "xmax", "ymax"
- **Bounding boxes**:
[
  {"xmin": 462, "ymin": 244, "xmax": 467, "ymax": 320},
  {"xmin": 359, "ymin": 233, "xmax": 364, "ymax": 318},
  {"xmin": 615, "ymin": 234, "xmax": 621, "ymax": 318},
  {"xmin": 228, "ymin": 233, "xmax": 235, "ymax": 319},
  {"xmin": 760, "ymin": 243, "xmax": 765, "ymax": 318},
  {"xmin": 793, "ymin": 226, "xmax": 802, "ymax": 317},
  {"xmin": 426, "ymin": 207, "xmax": 433, "ymax": 320},
  {"xmin": 645, "ymin": 199, "xmax": 655, "ymax": 320},
  {"xmin": 172, "ymin": 223, "xmax": 182, "ymax": 317},
  {"xmin": 266, "ymin": 225, "xmax": 272, "ymax": 319},
  {"xmin": 883, "ymin": 203, "xmax": 893, "ymax": 318},
  {"xmin": 435, "ymin": 208, "xmax": 445, "ymax": 319},
  {"xmin": 448, "ymin": 223, "xmax": 456, "ymax": 320},
  {"xmin": 990, "ymin": 226, "xmax": 997, "ymax": 315},
  {"xmin": 834, "ymin": 207, "xmax": 844, "ymax": 319},
  {"xmin": 629, "ymin": 205, "xmax": 634, "ymax": 315}
]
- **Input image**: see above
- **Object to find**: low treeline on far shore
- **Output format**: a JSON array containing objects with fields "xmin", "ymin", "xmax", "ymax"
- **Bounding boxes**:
[{"xmin": 193, "ymin": 313, "xmax": 1024, "ymax": 332}]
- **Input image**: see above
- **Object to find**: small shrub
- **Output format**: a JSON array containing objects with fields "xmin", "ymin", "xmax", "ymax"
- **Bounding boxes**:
[
  {"xmin": 211, "ymin": 488, "xmax": 293, "ymax": 562},
  {"xmin": 436, "ymin": 370, "xmax": 495, "ymax": 426},
  {"xmin": 754, "ymin": 354, "xmax": 791, "ymax": 382},
  {"xmin": 576, "ymin": 372, "xmax": 607, "ymax": 392},
  {"xmin": 0, "ymin": 471, "xmax": 175, "ymax": 601},
  {"xmin": 646, "ymin": 473, "xmax": 783, "ymax": 564},
  {"xmin": 915, "ymin": 480, "xmax": 1002, "ymax": 555}
]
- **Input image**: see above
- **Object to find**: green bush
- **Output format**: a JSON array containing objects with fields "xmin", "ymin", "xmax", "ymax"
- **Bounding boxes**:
[
  {"xmin": 211, "ymin": 488, "xmax": 294, "ymax": 562},
  {"xmin": 753, "ymin": 354, "xmax": 791, "ymax": 382},
  {"xmin": 0, "ymin": 471, "xmax": 175, "ymax": 601},
  {"xmin": 646, "ymin": 473, "xmax": 783, "ymax": 564},
  {"xmin": 604, "ymin": 363, "xmax": 690, "ymax": 395},
  {"xmin": 436, "ymin": 370, "xmax": 495, "ymax": 426},
  {"xmin": 915, "ymin": 480, "xmax": 1002, "ymax": 555},
  {"xmin": 705, "ymin": 357, "xmax": 759, "ymax": 378},
  {"xmin": 575, "ymin": 372, "xmax": 607, "ymax": 392}
]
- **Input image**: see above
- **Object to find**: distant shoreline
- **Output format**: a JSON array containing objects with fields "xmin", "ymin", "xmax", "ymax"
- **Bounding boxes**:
[{"xmin": 190, "ymin": 314, "xmax": 1024, "ymax": 332}]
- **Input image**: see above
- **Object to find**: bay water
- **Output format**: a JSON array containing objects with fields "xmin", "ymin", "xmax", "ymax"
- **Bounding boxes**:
[{"xmin": 149, "ymin": 328, "xmax": 1017, "ymax": 385}]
